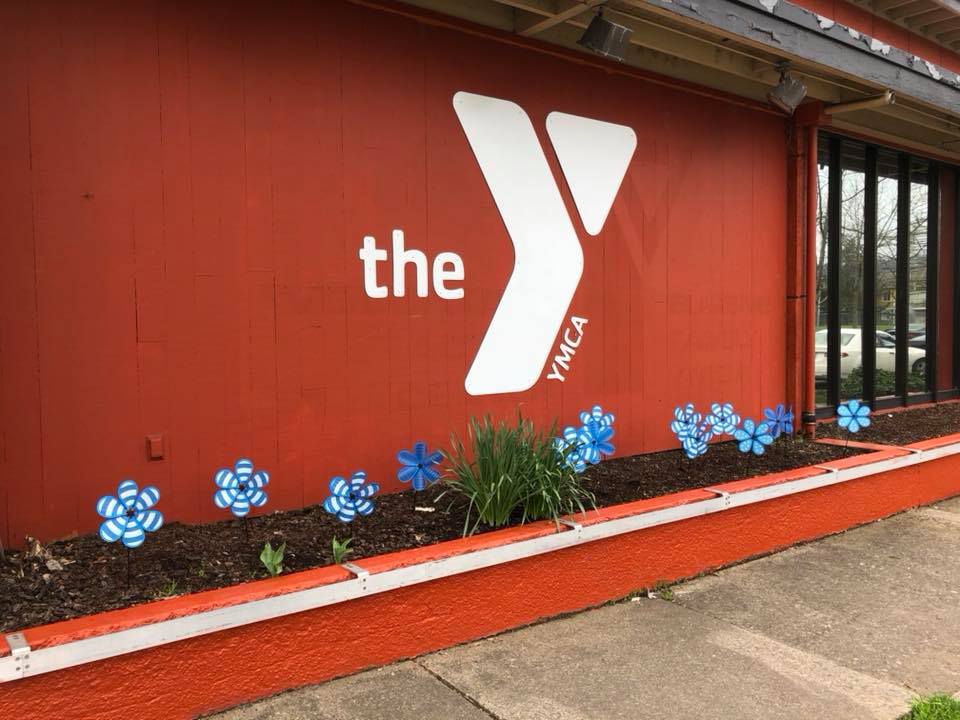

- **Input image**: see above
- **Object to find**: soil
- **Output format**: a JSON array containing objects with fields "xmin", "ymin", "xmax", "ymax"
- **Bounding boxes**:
[
  {"xmin": 816, "ymin": 402, "xmax": 960, "ymax": 445},
  {"xmin": 581, "ymin": 438, "xmax": 853, "ymax": 507},
  {"xmin": 0, "ymin": 438, "xmax": 862, "ymax": 633}
]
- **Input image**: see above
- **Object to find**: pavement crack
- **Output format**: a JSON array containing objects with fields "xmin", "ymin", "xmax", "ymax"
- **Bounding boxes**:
[{"xmin": 414, "ymin": 659, "xmax": 507, "ymax": 720}]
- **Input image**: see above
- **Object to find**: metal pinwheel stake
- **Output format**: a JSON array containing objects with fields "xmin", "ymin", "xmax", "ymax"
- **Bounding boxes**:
[
  {"xmin": 837, "ymin": 399, "xmax": 871, "ymax": 452},
  {"xmin": 671, "ymin": 403, "xmax": 709, "ymax": 460},
  {"xmin": 95, "ymin": 479, "xmax": 164, "ymax": 586},
  {"xmin": 397, "ymin": 442, "xmax": 443, "ymax": 510},
  {"xmin": 323, "ymin": 471, "xmax": 380, "ymax": 523},
  {"xmin": 763, "ymin": 404, "xmax": 795, "ymax": 439},
  {"xmin": 557, "ymin": 404, "xmax": 616, "ymax": 472},
  {"xmin": 213, "ymin": 458, "xmax": 270, "ymax": 542},
  {"xmin": 733, "ymin": 418, "xmax": 775, "ymax": 456}
]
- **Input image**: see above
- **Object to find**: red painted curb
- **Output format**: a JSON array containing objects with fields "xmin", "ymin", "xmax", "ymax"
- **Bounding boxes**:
[{"xmin": 1, "ymin": 444, "xmax": 959, "ymax": 719}]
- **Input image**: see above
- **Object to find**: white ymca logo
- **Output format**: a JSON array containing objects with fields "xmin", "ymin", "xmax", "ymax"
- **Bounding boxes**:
[{"xmin": 453, "ymin": 91, "xmax": 637, "ymax": 396}]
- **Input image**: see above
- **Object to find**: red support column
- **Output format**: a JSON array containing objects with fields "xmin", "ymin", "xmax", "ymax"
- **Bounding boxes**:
[
  {"xmin": 785, "ymin": 121, "xmax": 805, "ymax": 428},
  {"xmin": 804, "ymin": 123, "xmax": 818, "ymax": 435}
]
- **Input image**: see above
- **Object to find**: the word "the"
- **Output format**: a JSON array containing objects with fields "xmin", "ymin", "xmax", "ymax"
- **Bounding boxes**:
[{"xmin": 359, "ymin": 230, "xmax": 465, "ymax": 299}]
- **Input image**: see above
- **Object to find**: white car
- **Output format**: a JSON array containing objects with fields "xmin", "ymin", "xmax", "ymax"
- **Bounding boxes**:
[{"xmin": 814, "ymin": 328, "xmax": 926, "ymax": 379}]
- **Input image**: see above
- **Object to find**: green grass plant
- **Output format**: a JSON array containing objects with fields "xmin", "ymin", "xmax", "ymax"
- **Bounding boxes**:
[
  {"xmin": 902, "ymin": 694, "xmax": 960, "ymax": 720},
  {"xmin": 331, "ymin": 536, "xmax": 353, "ymax": 564},
  {"xmin": 442, "ymin": 414, "xmax": 594, "ymax": 536}
]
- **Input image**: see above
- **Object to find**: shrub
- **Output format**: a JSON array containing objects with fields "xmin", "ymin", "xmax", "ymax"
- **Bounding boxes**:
[
  {"xmin": 839, "ymin": 366, "xmax": 925, "ymax": 399},
  {"xmin": 442, "ymin": 414, "xmax": 594, "ymax": 536},
  {"xmin": 521, "ymin": 449, "xmax": 594, "ymax": 525},
  {"xmin": 902, "ymin": 693, "xmax": 960, "ymax": 720}
]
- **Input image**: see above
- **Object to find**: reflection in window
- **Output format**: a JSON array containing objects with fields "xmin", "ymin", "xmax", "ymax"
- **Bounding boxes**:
[
  {"xmin": 875, "ymin": 151, "xmax": 899, "ymax": 398},
  {"xmin": 814, "ymin": 135, "xmax": 938, "ymax": 410},
  {"xmin": 815, "ymin": 142, "xmax": 830, "ymax": 408},
  {"xmin": 908, "ymin": 161, "xmax": 929, "ymax": 394},
  {"xmin": 838, "ymin": 142, "xmax": 865, "ymax": 402}
]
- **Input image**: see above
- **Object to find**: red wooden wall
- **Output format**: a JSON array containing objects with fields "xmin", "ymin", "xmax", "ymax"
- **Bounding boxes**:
[{"xmin": 0, "ymin": 0, "xmax": 789, "ymax": 548}]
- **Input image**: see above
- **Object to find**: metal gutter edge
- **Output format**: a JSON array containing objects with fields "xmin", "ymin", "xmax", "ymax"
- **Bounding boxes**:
[{"xmin": 1, "ymin": 441, "xmax": 957, "ymax": 683}]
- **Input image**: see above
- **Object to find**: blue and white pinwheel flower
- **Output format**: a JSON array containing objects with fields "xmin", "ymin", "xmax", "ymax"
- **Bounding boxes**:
[
  {"xmin": 577, "ymin": 422, "xmax": 615, "ymax": 465},
  {"xmin": 682, "ymin": 428, "xmax": 710, "ymax": 459},
  {"xmin": 324, "ymin": 471, "xmax": 380, "ymax": 523},
  {"xmin": 763, "ymin": 404, "xmax": 794, "ymax": 439},
  {"xmin": 214, "ymin": 458, "xmax": 270, "ymax": 517},
  {"xmin": 95, "ymin": 480, "xmax": 164, "ymax": 549},
  {"xmin": 837, "ymin": 399, "xmax": 871, "ymax": 433},
  {"xmin": 704, "ymin": 402, "xmax": 740, "ymax": 437},
  {"xmin": 556, "ymin": 425, "xmax": 587, "ymax": 473},
  {"xmin": 579, "ymin": 405, "xmax": 615, "ymax": 429},
  {"xmin": 670, "ymin": 403, "xmax": 702, "ymax": 444},
  {"xmin": 733, "ymin": 418, "xmax": 775, "ymax": 456},
  {"xmin": 397, "ymin": 442, "xmax": 443, "ymax": 492}
]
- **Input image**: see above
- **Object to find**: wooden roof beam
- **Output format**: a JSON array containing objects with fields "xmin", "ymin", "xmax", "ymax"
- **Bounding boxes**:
[
  {"xmin": 517, "ymin": 0, "xmax": 603, "ymax": 36},
  {"xmin": 907, "ymin": 7, "xmax": 956, "ymax": 26},
  {"xmin": 923, "ymin": 16, "xmax": 960, "ymax": 32},
  {"xmin": 887, "ymin": 0, "xmax": 939, "ymax": 21}
]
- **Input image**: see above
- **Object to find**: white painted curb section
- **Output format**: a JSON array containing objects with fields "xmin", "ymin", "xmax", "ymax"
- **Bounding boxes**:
[{"xmin": 2, "ymin": 441, "xmax": 958, "ymax": 683}]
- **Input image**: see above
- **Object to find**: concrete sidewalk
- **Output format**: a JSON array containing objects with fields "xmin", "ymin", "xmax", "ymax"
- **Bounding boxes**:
[{"xmin": 213, "ymin": 498, "xmax": 960, "ymax": 720}]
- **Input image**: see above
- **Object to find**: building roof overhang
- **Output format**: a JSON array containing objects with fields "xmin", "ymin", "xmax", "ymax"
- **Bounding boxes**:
[
  {"xmin": 853, "ymin": 0, "xmax": 960, "ymax": 55},
  {"xmin": 393, "ymin": 0, "xmax": 960, "ymax": 161}
]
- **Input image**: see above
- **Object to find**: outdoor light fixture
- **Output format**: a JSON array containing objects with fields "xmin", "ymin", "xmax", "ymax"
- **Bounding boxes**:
[
  {"xmin": 577, "ymin": 9, "xmax": 632, "ymax": 61},
  {"xmin": 767, "ymin": 67, "xmax": 808, "ymax": 115}
]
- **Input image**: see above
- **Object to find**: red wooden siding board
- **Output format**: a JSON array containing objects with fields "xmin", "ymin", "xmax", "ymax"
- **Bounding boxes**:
[{"xmin": 0, "ymin": 2, "xmax": 43, "ymax": 549}]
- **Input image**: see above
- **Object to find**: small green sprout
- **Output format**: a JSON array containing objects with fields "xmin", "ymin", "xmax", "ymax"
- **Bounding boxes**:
[
  {"xmin": 152, "ymin": 579, "xmax": 178, "ymax": 599},
  {"xmin": 650, "ymin": 580, "xmax": 675, "ymax": 602},
  {"xmin": 332, "ymin": 536, "xmax": 354, "ymax": 565},
  {"xmin": 260, "ymin": 541, "xmax": 286, "ymax": 577}
]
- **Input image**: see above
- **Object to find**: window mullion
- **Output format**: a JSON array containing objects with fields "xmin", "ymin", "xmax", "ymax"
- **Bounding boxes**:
[
  {"xmin": 927, "ymin": 165, "xmax": 939, "ymax": 397},
  {"xmin": 827, "ymin": 137, "xmax": 842, "ymax": 409},
  {"xmin": 895, "ymin": 154, "xmax": 910, "ymax": 400},
  {"xmin": 863, "ymin": 147, "xmax": 877, "ymax": 406}
]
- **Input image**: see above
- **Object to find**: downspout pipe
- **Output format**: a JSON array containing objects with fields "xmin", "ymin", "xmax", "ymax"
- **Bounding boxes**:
[
  {"xmin": 803, "ymin": 124, "xmax": 818, "ymax": 436},
  {"xmin": 823, "ymin": 91, "xmax": 895, "ymax": 115}
]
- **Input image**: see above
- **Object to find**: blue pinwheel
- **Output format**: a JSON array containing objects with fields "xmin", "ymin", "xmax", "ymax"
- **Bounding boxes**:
[
  {"xmin": 682, "ymin": 428, "xmax": 710, "ymax": 459},
  {"xmin": 397, "ymin": 442, "xmax": 443, "ymax": 491},
  {"xmin": 670, "ymin": 403, "xmax": 702, "ymax": 444},
  {"xmin": 763, "ymin": 404, "xmax": 794, "ymax": 438},
  {"xmin": 579, "ymin": 405, "xmax": 615, "ymax": 428},
  {"xmin": 704, "ymin": 402, "xmax": 740, "ymax": 437},
  {"xmin": 95, "ymin": 480, "xmax": 164, "ymax": 548},
  {"xmin": 577, "ymin": 422, "xmax": 615, "ymax": 465},
  {"xmin": 837, "ymin": 399, "xmax": 871, "ymax": 433},
  {"xmin": 324, "ymin": 471, "xmax": 380, "ymax": 523},
  {"xmin": 214, "ymin": 458, "xmax": 270, "ymax": 517},
  {"xmin": 733, "ymin": 418, "xmax": 775, "ymax": 456},
  {"xmin": 556, "ymin": 425, "xmax": 587, "ymax": 473}
]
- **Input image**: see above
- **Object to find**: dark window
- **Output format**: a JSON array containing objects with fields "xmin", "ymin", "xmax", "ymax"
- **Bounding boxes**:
[{"xmin": 815, "ymin": 134, "xmax": 955, "ymax": 413}]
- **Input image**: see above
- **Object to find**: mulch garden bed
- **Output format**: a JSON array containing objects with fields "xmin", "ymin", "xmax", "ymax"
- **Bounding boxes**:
[
  {"xmin": 1, "ymin": 438, "xmax": 863, "ymax": 633},
  {"xmin": 816, "ymin": 402, "xmax": 960, "ymax": 445}
]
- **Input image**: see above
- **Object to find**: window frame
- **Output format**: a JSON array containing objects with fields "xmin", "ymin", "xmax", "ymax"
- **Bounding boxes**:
[{"xmin": 815, "ymin": 132, "xmax": 953, "ymax": 416}]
